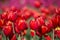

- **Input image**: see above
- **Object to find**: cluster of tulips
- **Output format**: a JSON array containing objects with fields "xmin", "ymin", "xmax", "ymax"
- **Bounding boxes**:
[{"xmin": 0, "ymin": 1, "xmax": 60, "ymax": 40}]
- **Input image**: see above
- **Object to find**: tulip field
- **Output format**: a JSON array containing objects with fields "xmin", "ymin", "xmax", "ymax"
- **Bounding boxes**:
[{"xmin": 0, "ymin": 0, "xmax": 60, "ymax": 40}]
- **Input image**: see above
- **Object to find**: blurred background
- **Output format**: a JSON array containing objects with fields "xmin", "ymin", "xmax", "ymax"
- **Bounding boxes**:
[{"xmin": 0, "ymin": 0, "xmax": 60, "ymax": 8}]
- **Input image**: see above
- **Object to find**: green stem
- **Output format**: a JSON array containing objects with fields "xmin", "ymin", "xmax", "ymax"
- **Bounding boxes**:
[
  {"xmin": 6, "ymin": 37, "xmax": 9, "ymax": 40},
  {"xmin": 21, "ymin": 33, "xmax": 24, "ymax": 40},
  {"xmin": 40, "ymin": 37, "xmax": 42, "ymax": 40},
  {"xmin": 53, "ymin": 29, "xmax": 54, "ymax": 40},
  {"xmin": 19, "ymin": 34, "xmax": 21, "ymax": 40}
]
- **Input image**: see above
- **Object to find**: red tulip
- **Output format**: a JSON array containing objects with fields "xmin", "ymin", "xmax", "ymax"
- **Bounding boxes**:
[
  {"xmin": 30, "ymin": 9, "xmax": 40, "ymax": 19},
  {"xmin": 57, "ymin": 15, "xmax": 60, "ymax": 26},
  {"xmin": 41, "ymin": 26, "xmax": 48, "ymax": 34},
  {"xmin": 44, "ymin": 35, "xmax": 52, "ymax": 40},
  {"xmin": 40, "ymin": 7, "xmax": 50, "ymax": 15},
  {"xmin": 14, "ymin": 26, "xmax": 20, "ymax": 34},
  {"xmin": 48, "ymin": 5, "xmax": 55, "ymax": 14},
  {"xmin": 36, "ymin": 17, "xmax": 45, "ymax": 26},
  {"xmin": 46, "ymin": 19, "xmax": 53, "ymax": 32},
  {"xmin": 30, "ymin": 19, "xmax": 38, "ymax": 30},
  {"xmin": 10, "ymin": 6, "xmax": 17, "ymax": 12},
  {"xmin": 3, "ymin": 25, "xmax": 12, "ymax": 36},
  {"xmin": 34, "ymin": 1, "xmax": 41, "ymax": 8},
  {"xmin": 1, "ymin": 12, "xmax": 8, "ymax": 20},
  {"xmin": 0, "ymin": 19, "xmax": 4, "ymax": 29},
  {"xmin": 22, "ymin": 7, "xmax": 29, "ymax": 13},
  {"xmin": 16, "ymin": 9, "xmax": 22, "ymax": 16},
  {"xmin": 10, "ymin": 34, "xmax": 17, "ymax": 40},
  {"xmin": 55, "ymin": 8, "xmax": 60, "ymax": 15},
  {"xmin": 51, "ymin": 15, "xmax": 58, "ymax": 28},
  {"xmin": 20, "ymin": 30, "xmax": 27, "ymax": 36},
  {"xmin": 15, "ymin": 19, "xmax": 28, "ymax": 32},
  {"xmin": 30, "ymin": 30, "xmax": 35, "ymax": 37},
  {"xmin": 7, "ymin": 11, "xmax": 16, "ymax": 21},
  {"xmin": 21, "ymin": 11, "xmax": 31, "ymax": 20},
  {"xmin": 36, "ymin": 31, "xmax": 42, "ymax": 37},
  {"xmin": 33, "ymin": 12, "xmax": 40, "ymax": 19},
  {"xmin": 41, "ymin": 13, "xmax": 47, "ymax": 20},
  {"xmin": 55, "ymin": 30, "xmax": 60, "ymax": 38}
]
